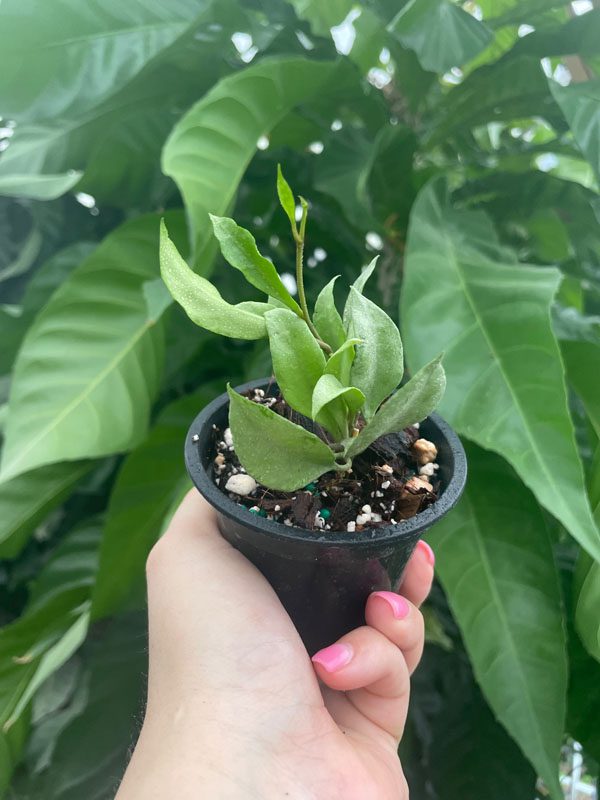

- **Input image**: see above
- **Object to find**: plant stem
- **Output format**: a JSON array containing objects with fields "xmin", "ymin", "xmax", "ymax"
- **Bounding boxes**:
[
  {"xmin": 295, "ymin": 197, "xmax": 332, "ymax": 355},
  {"xmin": 334, "ymin": 457, "xmax": 352, "ymax": 473}
]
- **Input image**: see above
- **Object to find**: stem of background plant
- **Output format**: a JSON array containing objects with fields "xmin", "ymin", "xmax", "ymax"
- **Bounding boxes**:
[{"xmin": 295, "ymin": 197, "xmax": 332, "ymax": 354}]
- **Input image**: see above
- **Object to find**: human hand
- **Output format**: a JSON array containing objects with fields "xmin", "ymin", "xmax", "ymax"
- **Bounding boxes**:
[{"xmin": 116, "ymin": 490, "xmax": 435, "ymax": 800}]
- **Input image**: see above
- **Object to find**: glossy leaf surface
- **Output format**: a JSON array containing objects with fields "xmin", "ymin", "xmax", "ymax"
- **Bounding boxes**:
[
  {"xmin": 388, "ymin": 0, "xmax": 492, "ymax": 73},
  {"xmin": 1, "ymin": 213, "xmax": 185, "ymax": 481},
  {"xmin": 429, "ymin": 443, "xmax": 567, "ymax": 800},
  {"xmin": 402, "ymin": 179, "xmax": 600, "ymax": 562},
  {"xmin": 162, "ymin": 57, "xmax": 338, "ymax": 265},
  {"xmin": 92, "ymin": 389, "xmax": 218, "ymax": 619}
]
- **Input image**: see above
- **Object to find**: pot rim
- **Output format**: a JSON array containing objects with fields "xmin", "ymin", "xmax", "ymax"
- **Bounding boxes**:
[{"xmin": 185, "ymin": 378, "xmax": 467, "ymax": 546}]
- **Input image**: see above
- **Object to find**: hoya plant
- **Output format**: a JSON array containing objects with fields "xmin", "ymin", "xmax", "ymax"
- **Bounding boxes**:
[{"xmin": 161, "ymin": 167, "xmax": 446, "ymax": 492}]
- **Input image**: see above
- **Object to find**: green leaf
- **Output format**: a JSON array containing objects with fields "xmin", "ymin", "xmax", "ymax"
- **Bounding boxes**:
[
  {"xmin": 0, "ymin": 596, "xmax": 81, "ymax": 751},
  {"xmin": 276, "ymin": 164, "xmax": 297, "ymax": 232},
  {"xmin": 314, "ymin": 127, "xmax": 375, "ymax": 230},
  {"xmin": 236, "ymin": 300, "xmax": 278, "ymax": 317},
  {"xmin": 0, "ymin": 1, "xmax": 228, "ymax": 205},
  {"xmin": 573, "ymin": 447, "xmax": 600, "ymax": 663},
  {"xmin": 162, "ymin": 57, "xmax": 339, "ymax": 266},
  {"xmin": 92, "ymin": 389, "xmax": 219, "ymax": 620},
  {"xmin": 513, "ymin": 8, "xmax": 600, "ymax": 60},
  {"xmin": 11, "ymin": 615, "xmax": 148, "ymax": 800},
  {"xmin": 4, "ymin": 612, "xmax": 89, "ymax": 732},
  {"xmin": 429, "ymin": 57, "xmax": 558, "ymax": 146},
  {"xmin": 421, "ymin": 649, "xmax": 537, "ymax": 800},
  {"xmin": 388, "ymin": 0, "xmax": 493, "ymax": 73},
  {"xmin": 429, "ymin": 443, "xmax": 566, "ymax": 800},
  {"xmin": 227, "ymin": 386, "xmax": 337, "ymax": 491},
  {"xmin": 286, "ymin": 0, "xmax": 355, "ymax": 37},
  {"xmin": 550, "ymin": 78, "xmax": 600, "ymax": 184},
  {"xmin": 0, "ymin": 212, "xmax": 183, "ymax": 481},
  {"xmin": 265, "ymin": 308, "xmax": 326, "ymax": 418},
  {"xmin": 0, "ymin": 462, "xmax": 91, "ymax": 559},
  {"xmin": 0, "ymin": 223, "xmax": 41, "ymax": 285},
  {"xmin": 324, "ymin": 338, "xmax": 362, "ymax": 385},
  {"xmin": 314, "ymin": 124, "xmax": 399, "ymax": 231},
  {"xmin": 27, "ymin": 522, "xmax": 101, "ymax": 613},
  {"xmin": 0, "ymin": 0, "xmax": 214, "ymax": 121},
  {"xmin": 557, "ymin": 314, "xmax": 600, "ymax": 437},
  {"xmin": 567, "ymin": 610, "xmax": 600, "ymax": 763},
  {"xmin": 485, "ymin": 0, "xmax": 574, "ymax": 29},
  {"xmin": 402, "ymin": 179, "xmax": 600, "ymax": 563},
  {"xmin": 314, "ymin": 277, "xmax": 346, "ymax": 351},
  {"xmin": 315, "ymin": 124, "xmax": 416, "ymax": 236},
  {"xmin": 344, "ymin": 287, "xmax": 404, "ymax": 420},
  {"xmin": 0, "ymin": 715, "xmax": 27, "ymax": 796},
  {"xmin": 0, "ymin": 172, "xmax": 82, "ymax": 201},
  {"xmin": 0, "ymin": 241, "xmax": 96, "ymax": 377},
  {"xmin": 0, "ymin": 519, "xmax": 100, "ymax": 782},
  {"xmin": 312, "ymin": 374, "xmax": 365, "ymax": 440},
  {"xmin": 209, "ymin": 214, "xmax": 301, "ymax": 315},
  {"xmin": 352, "ymin": 256, "xmax": 378, "ymax": 296},
  {"xmin": 347, "ymin": 355, "xmax": 445, "ymax": 458},
  {"xmin": 160, "ymin": 220, "xmax": 269, "ymax": 340},
  {"xmin": 0, "ymin": 519, "xmax": 100, "ymax": 747},
  {"xmin": 143, "ymin": 277, "xmax": 173, "ymax": 324},
  {"xmin": 574, "ymin": 554, "xmax": 600, "ymax": 663}
]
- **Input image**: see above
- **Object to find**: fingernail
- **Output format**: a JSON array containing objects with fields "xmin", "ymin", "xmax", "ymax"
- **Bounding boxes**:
[
  {"xmin": 311, "ymin": 643, "xmax": 353, "ymax": 672},
  {"xmin": 372, "ymin": 591, "xmax": 410, "ymax": 619},
  {"xmin": 417, "ymin": 539, "xmax": 435, "ymax": 567}
]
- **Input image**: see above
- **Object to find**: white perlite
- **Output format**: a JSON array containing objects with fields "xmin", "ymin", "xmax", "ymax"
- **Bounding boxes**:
[
  {"xmin": 347, "ymin": 521, "xmax": 356, "ymax": 532},
  {"xmin": 223, "ymin": 427, "xmax": 234, "ymax": 447},
  {"xmin": 225, "ymin": 473, "xmax": 257, "ymax": 495}
]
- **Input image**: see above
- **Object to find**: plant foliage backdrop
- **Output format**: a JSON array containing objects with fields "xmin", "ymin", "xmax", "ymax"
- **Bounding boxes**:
[{"xmin": 0, "ymin": 0, "xmax": 599, "ymax": 797}]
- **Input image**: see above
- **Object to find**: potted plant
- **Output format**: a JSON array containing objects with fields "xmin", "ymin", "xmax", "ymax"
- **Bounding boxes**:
[{"xmin": 160, "ymin": 167, "xmax": 467, "ymax": 653}]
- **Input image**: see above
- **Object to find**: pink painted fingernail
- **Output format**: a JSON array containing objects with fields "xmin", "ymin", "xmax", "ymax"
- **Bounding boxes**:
[
  {"xmin": 372, "ymin": 591, "xmax": 410, "ymax": 619},
  {"xmin": 417, "ymin": 539, "xmax": 435, "ymax": 567},
  {"xmin": 311, "ymin": 643, "xmax": 353, "ymax": 672}
]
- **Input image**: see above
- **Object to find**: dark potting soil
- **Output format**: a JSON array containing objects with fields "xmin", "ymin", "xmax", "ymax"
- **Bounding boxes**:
[{"xmin": 211, "ymin": 386, "xmax": 441, "ymax": 533}]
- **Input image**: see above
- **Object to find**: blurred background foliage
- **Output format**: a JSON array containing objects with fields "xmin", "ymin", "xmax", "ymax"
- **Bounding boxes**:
[{"xmin": 0, "ymin": 0, "xmax": 599, "ymax": 797}]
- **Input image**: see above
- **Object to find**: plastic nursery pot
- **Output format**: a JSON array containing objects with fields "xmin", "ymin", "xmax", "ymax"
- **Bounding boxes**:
[{"xmin": 185, "ymin": 379, "xmax": 467, "ymax": 654}]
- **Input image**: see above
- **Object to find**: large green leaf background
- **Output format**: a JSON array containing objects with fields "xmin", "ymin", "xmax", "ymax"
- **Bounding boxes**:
[
  {"xmin": 428, "ymin": 443, "xmax": 566, "ymax": 799},
  {"xmin": 401, "ymin": 179, "xmax": 600, "ymax": 563},
  {"xmin": 162, "ymin": 56, "xmax": 342, "ymax": 266},
  {"xmin": 1, "ymin": 0, "xmax": 600, "ymax": 794},
  {"xmin": 0, "ymin": 0, "xmax": 255, "ymax": 207},
  {"xmin": 0, "ymin": 212, "xmax": 186, "ymax": 481},
  {"xmin": 91, "ymin": 389, "xmax": 219, "ymax": 620}
]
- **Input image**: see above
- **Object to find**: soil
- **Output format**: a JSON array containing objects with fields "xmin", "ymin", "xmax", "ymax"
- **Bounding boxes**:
[{"xmin": 211, "ymin": 386, "xmax": 441, "ymax": 533}]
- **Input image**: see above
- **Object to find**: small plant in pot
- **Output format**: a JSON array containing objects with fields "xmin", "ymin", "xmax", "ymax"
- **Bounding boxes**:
[{"xmin": 160, "ymin": 167, "xmax": 467, "ymax": 653}]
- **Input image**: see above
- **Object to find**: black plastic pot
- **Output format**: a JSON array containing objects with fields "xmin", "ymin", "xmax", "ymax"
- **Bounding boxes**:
[{"xmin": 185, "ymin": 378, "xmax": 467, "ymax": 654}]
